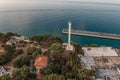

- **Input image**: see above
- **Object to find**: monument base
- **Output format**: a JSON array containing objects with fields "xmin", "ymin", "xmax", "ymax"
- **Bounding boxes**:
[{"xmin": 66, "ymin": 45, "xmax": 74, "ymax": 51}]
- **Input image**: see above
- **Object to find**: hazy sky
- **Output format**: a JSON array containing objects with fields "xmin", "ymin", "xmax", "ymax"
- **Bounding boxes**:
[
  {"xmin": 0, "ymin": 0, "xmax": 120, "ymax": 4},
  {"xmin": 0, "ymin": 0, "xmax": 120, "ymax": 11}
]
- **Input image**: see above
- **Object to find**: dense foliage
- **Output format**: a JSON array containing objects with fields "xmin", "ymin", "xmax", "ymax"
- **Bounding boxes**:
[
  {"xmin": 0, "ymin": 45, "xmax": 16, "ymax": 65},
  {"xmin": 27, "ymin": 47, "xmax": 42, "ymax": 56},
  {"xmin": 29, "ymin": 34, "xmax": 63, "ymax": 46},
  {"xmin": 0, "ymin": 52, "xmax": 12, "ymax": 65},
  {"xmin": 0, "ymin": 33, "xmax": 93, "ymax": 80},
  {"xmin": 41, "ymin": 43, "xmax": 64, "ymax": 75},
  {"xmin": 14, "ymin": 49, "xmax": 23, "ymax": 56},
  {"xmin": 41, "ymin": 43, "xmax": 93, "ymax": 80},
  {"xmin": 13, "ymin": 46, "xmax": 42, "ymax": 68},
  {"xmin": 13, "ymin": 65, "xmax": 36, "ymax": 80},
  {"xmin": 0, "ymin": 75, "xmax": 11, "ymax": 80},
  {"xmin": 3, "ymin": 45, "xmax": 16, "ymax": 53},
  {"xmin": 73, "ymin": 43, "xmax": 84, "ymax": 55},
  {"xmin": 48, "ymin": 43, "xmax": 63, "ymax": 56},
  {"xmin": 13, "ymin": 54, "xmax": 31, "ymax": 68},
  {"xmin": 44, "ymin": 74, "xmax": 65, "ymax": 80},
  {"xmin": 0, "ymin": 32, "xmax": 19, "ymax": 43}
]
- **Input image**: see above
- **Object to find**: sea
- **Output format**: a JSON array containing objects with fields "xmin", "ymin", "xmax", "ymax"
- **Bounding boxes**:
[{"xmin": 0, "ymin": 1, "xmax": 120, "ymax": 48}]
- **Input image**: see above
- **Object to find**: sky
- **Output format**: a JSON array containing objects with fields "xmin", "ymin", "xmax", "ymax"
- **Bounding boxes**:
[
  {"xmin": 0, "ymin": 0, "xmax": 120, "ymax": 11},
  {"xmin": 0, "ymin": 0, "xmax": 120, "ymax": 4},
  {"xmin": 60, "ymin": 0, "xmax": 120, "ymax": 3}
]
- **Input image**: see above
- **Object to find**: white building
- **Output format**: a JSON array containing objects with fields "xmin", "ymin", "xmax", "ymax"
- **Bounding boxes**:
[
  {"xmin": 0, "ymin": 66, "xmax": 7, "ymax": 76},
  {"xmin": 11, "ymin": 36, "xmax": 30, "ymax": 43},
  {"xmin": 6, "ymin": 36, "xmax": 31, "ymax": 46},
  {"xmin": 6, "ymin": 39, "xmax": 17, "ymax": 46},
  {"xmin": 0, "ymin": 66, "xmax": 13, "ymax": 77}
]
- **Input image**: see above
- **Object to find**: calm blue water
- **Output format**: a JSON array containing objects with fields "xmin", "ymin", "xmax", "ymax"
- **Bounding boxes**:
[{"xmin": 0, "ymin": 1, "xmax": 120, "ymax": 48}]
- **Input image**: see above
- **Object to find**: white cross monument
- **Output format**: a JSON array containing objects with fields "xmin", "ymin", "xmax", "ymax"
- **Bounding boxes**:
[{"xmin": 66, "ymin": 21, "xmax": 74, "ymax": 51}]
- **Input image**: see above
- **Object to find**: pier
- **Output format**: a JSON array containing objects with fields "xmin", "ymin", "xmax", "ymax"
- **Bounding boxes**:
[{"xmin": 62, "ymin": 28, "xmax": 120, "ymax": 40}]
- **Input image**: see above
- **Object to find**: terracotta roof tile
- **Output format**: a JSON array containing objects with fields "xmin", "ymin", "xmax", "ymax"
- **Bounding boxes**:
[{"xmin": 34, "ymin": 56, "xmax": 48, "ymax": 68}]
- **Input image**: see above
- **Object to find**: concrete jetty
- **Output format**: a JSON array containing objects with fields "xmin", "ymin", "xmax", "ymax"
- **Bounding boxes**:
[{"xmin": 62, "ymin": 28, "xmax": 120, "ymax": 40}]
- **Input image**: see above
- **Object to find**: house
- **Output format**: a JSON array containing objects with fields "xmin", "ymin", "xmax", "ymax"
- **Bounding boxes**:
[
  {"xmin": 12, "ymin": 36, "xmax": 31, "ymax": 43},
  {"xmin": 0, "ymin": 66, "xmax": 7, "ymax": 76},
  {"xmin": 6, "ymin": 39, "xmax": 17, "ymax": 46},
  {"xmin": 0, "ymin": 66, "xmax": 13, "ymax": 77},
  {"xmin": 34, "ymin": 56, "xmax": 48, "ymax": 70},
  {"xmin": 6, "ymin": 36, "xmax": 31, "ymax": 46}
]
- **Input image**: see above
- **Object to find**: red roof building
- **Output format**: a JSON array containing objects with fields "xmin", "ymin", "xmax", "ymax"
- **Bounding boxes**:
[{"xmin": 34, "ymin": 56, "xmax": 48, "ymax": 69}]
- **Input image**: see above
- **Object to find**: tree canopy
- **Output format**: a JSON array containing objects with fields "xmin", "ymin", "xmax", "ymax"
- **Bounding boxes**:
[
  {"xmin": 29, "ymin": 34, "xmax": 63, "ymax": 46},
  {"xmin": 27, "ymin": 47, "xmax": 42, "ymax": 56},
  {"xmin": 41, "ymin": 52, "xmax": 93, "ymax": 80},
  {"xmin": 3, "ymin": 45, "xmax": 16, "ymax": 53},
  {"xmin": 13, "ymin": 54, "xmax": 31, "ymax": 68},
  {"xmin": 13, "ymin": 65, "xmax": 36, "ymax": 80},
  {"xmin": 73, "ymin": 43, "xmax": 84, "ymax": 55},
  {"xmin": 0, "ymin": 32, "xmax": 19, "ymax": 43},
  {"xmin": 0, "ymin": 75, "xmax": 11, "ymax": 80},
  {"xmin": 0, "ymin": 45, "xmax": 16, "ymax": 65},
  {"xmin": 44, "ymin": 74, "xmax": 65, "ymax": 80}
]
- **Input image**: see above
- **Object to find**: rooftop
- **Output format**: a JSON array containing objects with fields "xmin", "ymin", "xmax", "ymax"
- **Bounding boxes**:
[
  {"xmin": 34, "ymin": 56, "xmax": 48, "ymax": 68},
  {"xmin": 82, "ymin": 47, "xmax": 118, "ymax": 57}
]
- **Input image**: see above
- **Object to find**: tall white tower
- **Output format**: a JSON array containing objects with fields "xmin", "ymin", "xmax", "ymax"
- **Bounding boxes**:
[
  {"xmin": 68, "ymin": 21, "xmax": 71, "ymax": 46},
  {"xmin": 66, "ymin": 21, "xmax": 74, "ymax": 51}
]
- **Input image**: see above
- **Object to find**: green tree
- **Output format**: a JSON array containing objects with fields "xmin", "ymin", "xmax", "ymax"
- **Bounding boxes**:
[
  {"xmin": 29, "ymin": 34, "xmax": 63, "ymax": 46},
  {"xmin": 0, "ymin": 52, "xmax": 12, "ymax": 65},
  {"xmin": 3, "ymin": 45, "xmax": 16, "ymax": 53},
  {"xmin": 14, "ymin": 49, "xmax": 23, "ymax": 56},
  {"xmin": 49, "ymin": 43, "xmax": 63, "ymax": 56},
  {"xmin": 66, "ymin": 53, "xmax": 80, "ymax": 67},
  {"xmin": 13, "ymin": 55, "xmax": 31, "ymax": 68},
  {"xmin": 27, "ymin": 47, "xmax": 42, "ymax": 56},
  {"xmin": 44, "ymin": 74, "xmax": 65, "ymax": 80},
  {"xmin": 76, "ymin": 68, "xmax": 93, "ymax": 80},
  {"xmin": 41, "ymin": 51, "xmax": 93, "ymax": 80},
  {"xmin": 73, "ymin": 43, "xmax": 84, "ymax": 55},
  {"xmin": 42, "ymin": 43, "xmax": 64, "ymax": 75},
  {"xmin": 0, "ymin": 32, "xmax": 19, "ymax": 43},
  {"xmin": 0, "ymin": 75, "xmax": 11, "ymax": 80},
  {"xmin": 64, "ymin": 53, "xmax": 80, "ymax": 79},
  {"xmin": 48, "ymin": 35, "xmax": 63, "ymax": 45},
  {"xmin": 0, "ymin": 45, "xmax": 16, "ymax": 65},
  {"xmin": 67, "ymin": 79, "xmax": 76, "ymax": 80},
  {"xmin": 40, "ymin": 55, "xmax": 56, "ymax": 75},
  {"xmin": 13, "ymin": 65, "xmax": 36, "ymax": 80}
]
